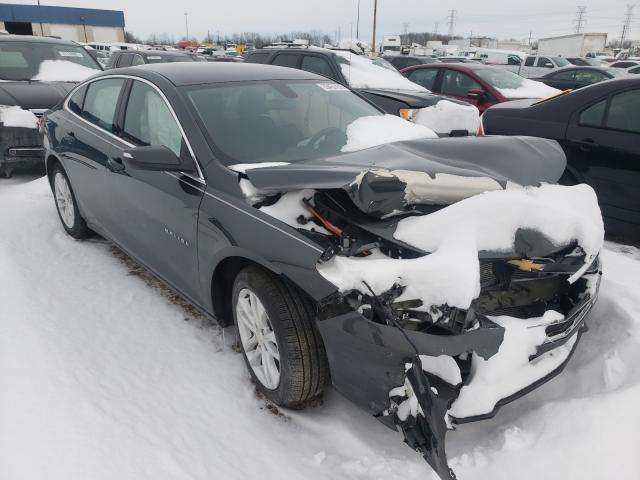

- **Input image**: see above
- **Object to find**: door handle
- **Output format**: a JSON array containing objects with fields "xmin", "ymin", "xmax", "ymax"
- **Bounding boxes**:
[
  {"xmin": 106, "ymin": 157, "xmax": 125, "ymax": 173},
  {"xmin": 577, "ymin": 138, "xmax": 597, "ymax": 151}
]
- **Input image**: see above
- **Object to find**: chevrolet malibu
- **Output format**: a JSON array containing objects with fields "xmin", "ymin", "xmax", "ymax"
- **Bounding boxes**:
[{"xmin": 43, "ymin": 63, "xmax": 603, "ymax": 480}]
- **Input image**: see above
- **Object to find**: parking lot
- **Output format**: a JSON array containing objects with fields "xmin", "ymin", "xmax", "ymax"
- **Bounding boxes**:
[{"xmin": 2, "ymin": 3, "xmax": 640, "ymax": 480}]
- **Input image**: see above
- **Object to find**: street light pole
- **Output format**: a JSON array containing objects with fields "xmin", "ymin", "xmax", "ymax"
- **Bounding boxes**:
[
  {"xmin": 372, "ymin": 0, "xmax": 378, "ymax": 56},
  {"xmin": 356, "ymin": 0, "xmax": 360, "ymax": 39},
  {"xmin": 184, "ymin": 12, "xmax": 189, "ymax": 40}
]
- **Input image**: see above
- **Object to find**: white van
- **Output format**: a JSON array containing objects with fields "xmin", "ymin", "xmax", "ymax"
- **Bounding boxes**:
[{"xmin": 474, "ymin": 48, "xmax": 525, "ymax": 66}]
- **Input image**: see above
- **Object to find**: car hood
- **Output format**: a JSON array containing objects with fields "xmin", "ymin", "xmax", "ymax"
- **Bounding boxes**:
[
  {"xmin": 356, "ymin": 88, "xmax": 451, "ymax": 108},
  {"xmin": 486, "ymin": 98, "xmax": 539, "ymax": 110},
  {"xmin": 0, "ymin": 81, "xmax": 75, "ymax": 109},
  {"xmin": 244, "ymin": 135, "xmax": 565, "ymax": 193}
]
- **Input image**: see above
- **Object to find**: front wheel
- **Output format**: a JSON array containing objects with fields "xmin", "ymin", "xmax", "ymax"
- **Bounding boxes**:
[
  {"xmin": 50, "ymin": 163, "xmax": 91, "ymax": 239},
  {"xmin": 232, "ymin": 265, "xmax": 328, "ymax": 407}
]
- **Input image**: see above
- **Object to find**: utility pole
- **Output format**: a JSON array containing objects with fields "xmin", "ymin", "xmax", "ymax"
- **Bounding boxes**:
[
  {"xmin": 184, "ymin": 12, "xmax": 189, "ymax": 41},
  {"xmin": 403, "ymin": 22, "xmax": 409, "ymax": 44},
  {"xmin": 446, "ymin": 9, "xmax": 457, "ymax": 37},
  {"xmin": 620, "ymin": 4, "xmax": 635, "ymax": 48},
  {"xmin": 372, "ymin": 0, "xmax": 378, "ymax": 56},
  {"xmin": 528, "ymin": 30, "xmax": 533, "ymax": 54},
  {"xmin": 575, "ymin": 6, "xmax": 587, "ymax": 34},
  {"xmin": 356, "ymin": 0, "xmax": 361, "ymax": 39}
]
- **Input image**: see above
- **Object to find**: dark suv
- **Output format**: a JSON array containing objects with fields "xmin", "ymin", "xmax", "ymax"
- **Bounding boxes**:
[
  {"xmin": 105, "ymin": 50, "xmax": 194, "ymax": 69},
  {"xmin": 245, "ymin": 47, "xmax": 478, "ymax": 135}
]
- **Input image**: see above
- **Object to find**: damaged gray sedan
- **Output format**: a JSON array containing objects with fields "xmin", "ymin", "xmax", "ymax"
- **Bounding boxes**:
[{"xmin": 43, "ymin": 63, "xmax": 604, "ymax": 480}]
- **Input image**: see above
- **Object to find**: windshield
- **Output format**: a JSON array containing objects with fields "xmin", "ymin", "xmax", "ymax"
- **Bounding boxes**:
[
  {"xmin": 186, "ymin": 80, "xmax": 384, "ymax": 165},
  {"xmin": 553, "ymin": 57, "xmax": 570, "ymax": 67},
  {"xmin": 475, "ymin": 68, "xmax": 527, "ymax": 89},
  {"xmin": 0, "ymin": 42, "xmax": 100, "ymax": 81},
  {"xmin": 333, "ymin": 50, "xmax": 428, "ymax": 92}
]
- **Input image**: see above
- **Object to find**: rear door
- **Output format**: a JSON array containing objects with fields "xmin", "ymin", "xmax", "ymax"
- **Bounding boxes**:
[
  {"xmin": 543, "ymin": 69, "xmax": 576, "ymax": 90},
  {"xmin": 60, "ymin": 78, "xmax": 126, "ymax": 229},
  {"xmin": 300, "ymin": 53, "xmax": 341, "ymax": 82},
  {"xmin": 404, "ymin": 68, "xmax": 441, "ymax": 92},
  {"xmin": 107, "ymin": 78, "xmax": 205, "ymax": 300},
  {"xmin": 271, "ymin": 53, "xmax": 301, "ymax": 69},
  {"xmin": 564, "ymin": 88, "xmax": 640, "ymax": 232}
]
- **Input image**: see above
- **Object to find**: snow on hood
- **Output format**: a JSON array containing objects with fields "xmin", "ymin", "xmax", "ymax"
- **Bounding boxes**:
[
  {"xmin": 496, "ymin": 78, "xmax": 561, "ymax": 99},
  {"xmin": 31, "ymin": 60, "xmax": 100, "ymax": 82},
  {"xmin": 317, "ymin": 184, "xmax": 603, "ymax": 311},
  {"xmin": 334, "ymin": 50, "xmax": 428, "ymax": 92},
  {"xmin": 341, "ymin": 115, "xmax": 437, "ymax": 153},
  {"xmin": 0, "ymin": 105, "xmax": 38, "ymax": 129},
  {"xmin": 411, "ymin": 100, "xmax": 480, "ymax": 135}
]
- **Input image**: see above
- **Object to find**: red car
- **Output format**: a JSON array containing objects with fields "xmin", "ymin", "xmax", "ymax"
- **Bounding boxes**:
[{"xmin": 401, "ymin": 63, "xmax": 560, "ymax": 113}]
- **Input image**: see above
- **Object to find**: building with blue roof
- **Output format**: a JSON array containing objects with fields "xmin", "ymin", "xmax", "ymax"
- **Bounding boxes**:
[{"xmin": 0, "ymin": 3, "xmax": 125, "ymax": 43}]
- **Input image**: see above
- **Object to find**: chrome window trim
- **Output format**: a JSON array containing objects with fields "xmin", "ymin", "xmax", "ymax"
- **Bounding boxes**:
[{"xmin": 63, "ymin": 74, "xmax": 206, "ymax": 184}]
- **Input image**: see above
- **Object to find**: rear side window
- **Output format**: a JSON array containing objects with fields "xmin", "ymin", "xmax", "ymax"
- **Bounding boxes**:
[
  {"xmin": 272, "ymin": 54, "xmax": 299, "ymax": 68},
  {"xmin": 123, "ymin": 81, "xmax": 185, "ymax": 158},
  {"xmin": 407, "ymin": 69, "xmax": 438, "ymax": 90},
  {"xmin": 245, "ymin": 52, "xmax": 270, "ymax": 64},
  {"xmin": 579, "ymin": 99, "xmax": 607, "ymax": 127},
  {"xmin": 82, "ymin": 78, "xmax": 125, "ymax": 132},
  {"xmin": 551, "ymin": 70, "xmax": 575, "ymax": 80},
  {"xmin": 68, "ymin": 85, "xmax": 87, "ymax": 115},
  {"xmin": 301, "ymin": 55, "xmax": 335, "ymax": 79},
  {"xmin": 606, "ymin": 90, "xmax": 640, "ymax": 133}
]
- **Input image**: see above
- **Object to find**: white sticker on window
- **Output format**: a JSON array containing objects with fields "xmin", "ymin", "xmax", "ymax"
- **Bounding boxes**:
[
  {"xmin": 58, "ymin": 51, "xmax": 84, "ymax": 58},
  {"xmin": 147, "ymin": 56, "xmax": 162, "ymax": 60},
  {"xmin": 317, "ymin": 83, "xmax": 348, "ymax": 92}
]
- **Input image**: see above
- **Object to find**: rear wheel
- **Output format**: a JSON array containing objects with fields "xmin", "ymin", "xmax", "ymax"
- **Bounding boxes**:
[
  {"xmin": 50, "ymin": 163, "xmax": 91, "ymax": 239},
  {"xmin": 232, "ymin": 265, "xmax": 328, "ymax": 407}
]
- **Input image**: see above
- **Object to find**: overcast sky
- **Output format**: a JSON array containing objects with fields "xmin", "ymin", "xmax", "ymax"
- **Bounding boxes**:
[{"xmin": 10, "ymin": 0, "xmax": 639, "ymax": 43}]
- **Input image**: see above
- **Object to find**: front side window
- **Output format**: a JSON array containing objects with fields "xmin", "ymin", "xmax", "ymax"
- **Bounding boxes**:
[
  {"xmin": 123, "ymin": 81, "xmax": 185, "ymax": 158},
  {"xmin": 537, "ymin": 57, "xmax": 553, "ymax": 68},
  {"xmin": 524, "ymin": 57, "xmax": 535, "ymax": 67},
  {"xmin": 68, "ymin": 85, "xmax": 87, "ymax": 115},
  {"xmin": 131, "ymin": 54, "xmax": 145, "ymax": 66},
  {"xmin": 117, "ymin": 54, "xmax": 133, "ymax": 67},
  {"xmin": 186, "ymin": 80, "xmax": 382, "ymax": 165},
  {"xmin": 301, "ymin": 55, "xmax": 335, "ymax": 80},
  {"xmin": 82, "ymin": 78, "xmax": 125, "ymax": 132},
  {"xmin": 574, "ymin": 70, "xmax": 607, "ymax": 84},
  {"xmin": 606, "ymin": 90, "xmax": 640, "ymax": 133},
  {"xmin": 407, "ymin": 68, "xmax": 439, "ymax": 90},
  {"xmin": 272, "ymin": 54, "xmax": 299, "ymax": 68},
  {"xmin": 551, "ymin": 70, "xmax": 576, "ymax": 80},
  {"xmin": 441, "ymin": 70, "xmax": 482, "ymax": 97}
]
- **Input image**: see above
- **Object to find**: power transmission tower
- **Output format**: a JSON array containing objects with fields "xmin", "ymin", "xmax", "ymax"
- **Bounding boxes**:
[
  {"xmin": 620, "ymin": 4, "xmax": 635, "ymax": 47},
  {"xmin": 575, "ymin": 6, "xmax": 587, "ymax": 33},
  {"xmin": 446, "ymin": 9, "xmax": 457, "ymax": 37},
  {"xmin": 433, "ymin": 21, "xmax": 439, "ymax": 35}
]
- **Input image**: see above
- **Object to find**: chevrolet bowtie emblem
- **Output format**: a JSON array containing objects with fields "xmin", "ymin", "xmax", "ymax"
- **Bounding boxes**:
[{"xmin": 508, "ymin": 259, "xmax": 545, "ymax": 272}]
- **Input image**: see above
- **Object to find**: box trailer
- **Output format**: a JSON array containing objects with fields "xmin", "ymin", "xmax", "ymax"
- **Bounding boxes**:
[{"xmin": 537, "ymin": 33, "xmax": 607, "ymax": 58}]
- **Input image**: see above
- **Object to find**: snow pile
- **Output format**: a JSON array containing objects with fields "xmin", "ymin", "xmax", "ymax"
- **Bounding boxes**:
[
  {"xmin": 230, "ymin": 162, "xmax": 291, "ymax": 173},
  {"xmin": 0, "ymin": 105, "xmax": 38, "ymax": 128},
  {"xmin": 411, "ymin": 100, "xmax": 480, "ymax": 135},
  {"xmin": 450, "ymin": 311, "xmax": 578, "ymax": 418},
  {"xmin": 259, "ymin": 190, "xmax": 330, "ymax": 234},
  {"xmin": 337, "ymin": 38, "xmax": 369, "ymax": 54},
  {"xmin": 341, "ymin": 115, "xmax": 437, "ymax": 152},
  {"xmin": 318, "ymin": 184, "xmax": 604, "ymax": 311},
  {"xmin": 496, "ymin": 78, "xmax": 561, "ymax": 99},
  {"xmin": 334, "ymin": 50, "xmax": 428, "ymax": 92},
  {"xmin": 31, "ymin": 60, "xmax": 99, "ymax": 82}
]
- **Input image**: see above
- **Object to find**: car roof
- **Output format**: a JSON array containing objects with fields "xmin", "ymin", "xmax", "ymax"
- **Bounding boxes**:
[
  {"xmin": 0, "ymin": 34, "xmax": 81, "ymax": 46},
  {"xmin": 100, "ymin": 62, "xmax": 325, "ymax": 86}
]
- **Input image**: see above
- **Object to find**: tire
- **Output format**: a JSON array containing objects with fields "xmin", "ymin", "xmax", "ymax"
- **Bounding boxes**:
[
  {"xmin": 50, "ymin": 162, "xmax": 91, "ymax": 239},
  {"xmin": 232, "ymin": 265, "xmax": 328, "ymax": 407}
]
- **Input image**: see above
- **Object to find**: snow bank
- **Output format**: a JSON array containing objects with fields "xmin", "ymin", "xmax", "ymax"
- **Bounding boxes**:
[
  {"xmin": 450, "ymin": 311, "xmax": 578, "ymax": 418},
  {"xmin": 318, "ymin": 184, "xmax": 603, "ymax": 311},
  {"xmin": 496, "ymin": 78, "xmax": 561, "ymax": 99},
  {"xmin": 411, "ymin": 100, "xmax": 480, "ymax": 135},
  {"xmin": 0, "ymin": 105, "xmax": 38, "ymax": 128},
  {"xmin": 229, "ymin": 162, "xmax": 291, "ymax": 173},
  {"xmin": 334, "ymin": 50, "xmax": 428, "ymax": 92},
  {"xmin": 341, "ymin": 115, "xmax": 437, "ymax": 153},
  {"xmin": 31, "ymin": 60, "xmax": 99, "ymax": 82}
]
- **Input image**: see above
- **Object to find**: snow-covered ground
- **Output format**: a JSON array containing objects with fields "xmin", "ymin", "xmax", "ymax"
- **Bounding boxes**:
[{"xmin": 1, "ymin": 176, "xmax": 639, "ymax": 480}]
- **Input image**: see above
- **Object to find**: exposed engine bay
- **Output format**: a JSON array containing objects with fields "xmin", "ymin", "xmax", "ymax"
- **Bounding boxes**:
[{"xmin": 232, "ymin": 136, "xmax": 604, "ymax": 480}]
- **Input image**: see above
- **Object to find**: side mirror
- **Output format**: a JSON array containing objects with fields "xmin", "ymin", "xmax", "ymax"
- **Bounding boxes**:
[
  {"xmin": 467, "ymin": 88, "xmax": 486, "ymax": 99},
  {"xmin": 544, "ymin": 62, "xmax": 554, "ymax": 68},
  {"xmin": 122, "ymin": 145, "xmax": 193, "ymax": 173}
]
